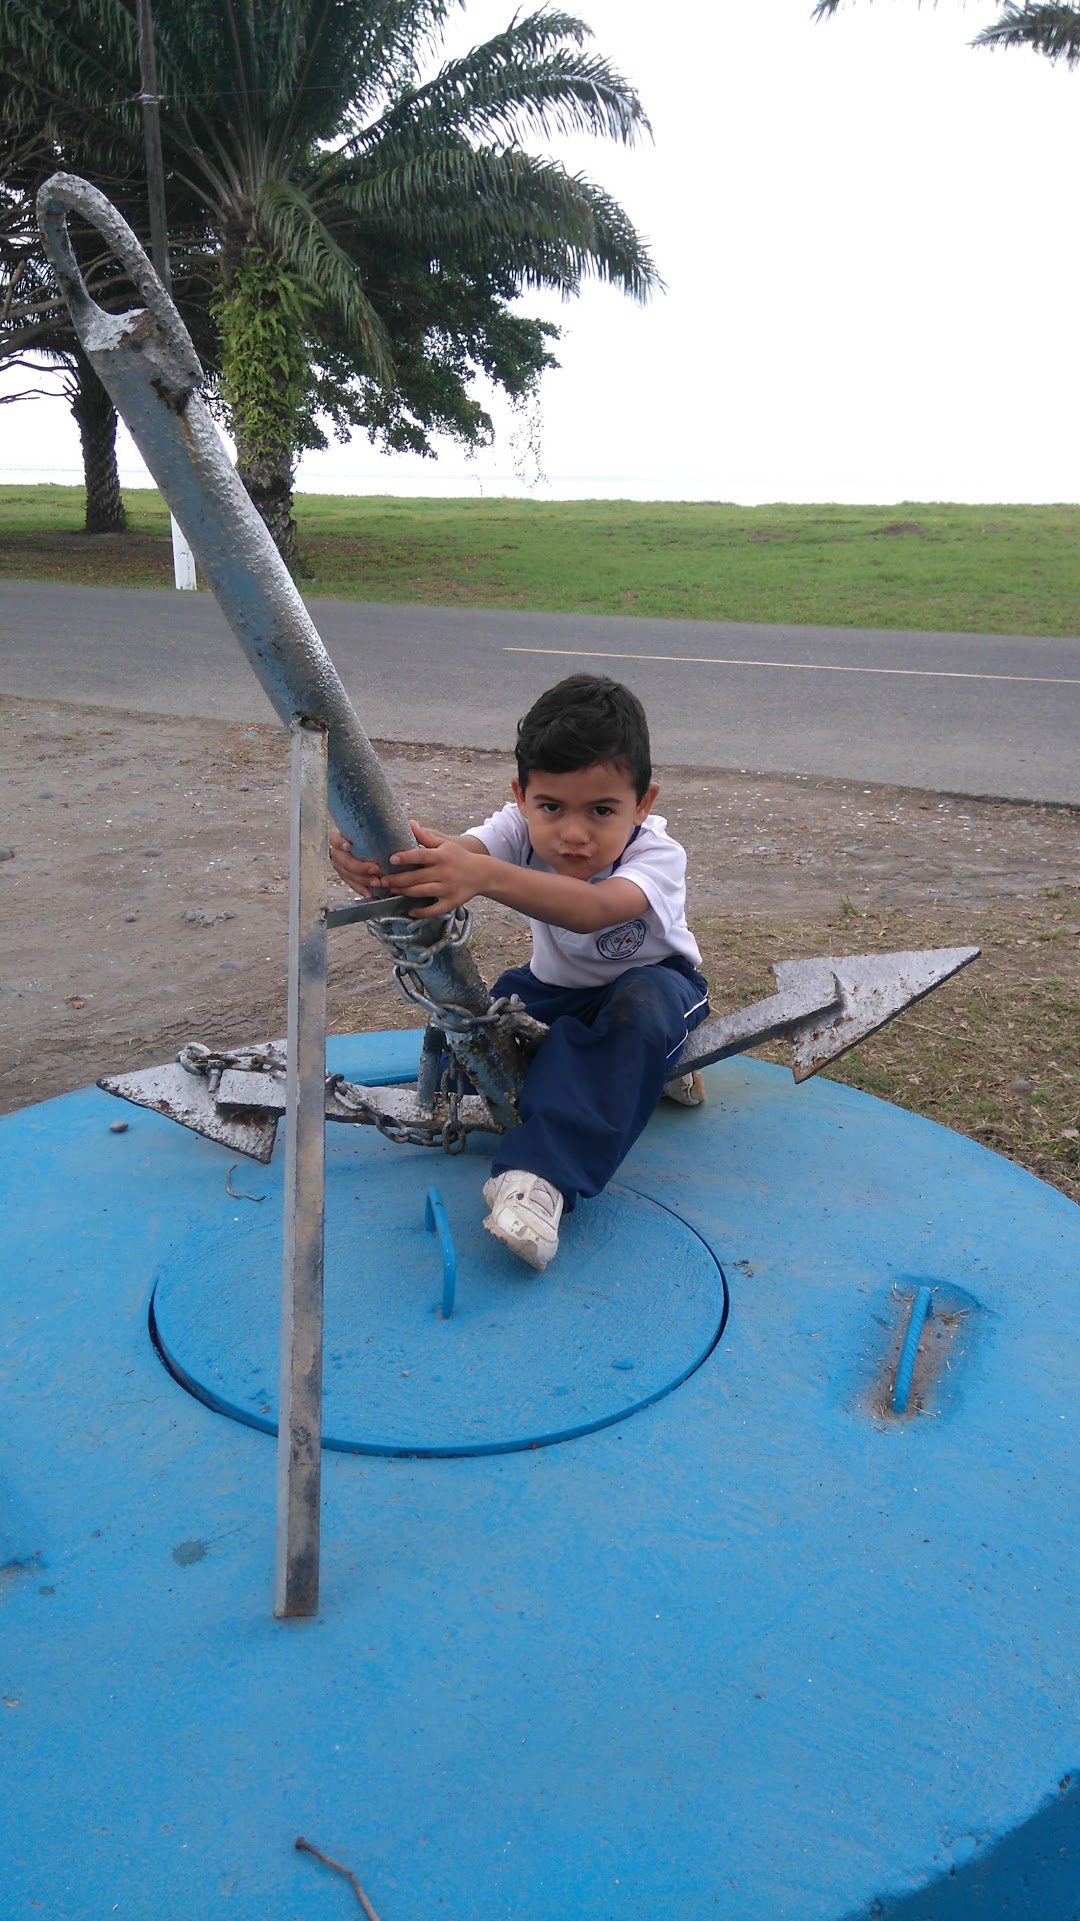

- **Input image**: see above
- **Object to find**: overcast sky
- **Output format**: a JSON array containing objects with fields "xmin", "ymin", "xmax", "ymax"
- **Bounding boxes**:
[{"xmin": 2, "ymin": 0, "xmax": 1077, "ymax": 502}]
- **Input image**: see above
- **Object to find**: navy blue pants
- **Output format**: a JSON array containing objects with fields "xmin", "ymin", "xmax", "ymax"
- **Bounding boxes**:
[{"xmin": 488, "ymin": 958, "xmax": 710, "ymax": 1208}]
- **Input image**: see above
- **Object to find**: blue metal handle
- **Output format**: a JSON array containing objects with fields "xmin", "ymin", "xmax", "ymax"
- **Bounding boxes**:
[
  {"xmin": 891, "ymin": 1285, "xmax": 934, "ymax": 1415},
  {"xmin": 425, "ymin": 1188, "xmax": 457, "ymax": 1320}
]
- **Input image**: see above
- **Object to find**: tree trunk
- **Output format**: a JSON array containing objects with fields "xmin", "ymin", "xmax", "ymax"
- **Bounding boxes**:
[
  {"xmin": 234, "ymin": 437, "xmax": 300, "ymax": 574},
  {"xmin": 71, "ymin": 351, "xmax": 127, "ymax": 534},
  {"xmin": 214, "ymin": 241, "xmax": 307, "ymax": 575}
]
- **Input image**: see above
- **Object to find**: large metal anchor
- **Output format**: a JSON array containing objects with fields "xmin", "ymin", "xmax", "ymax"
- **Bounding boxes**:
[{"xmin": 40, "ymin": 173, "xmax": 978, "ymax": 1164}]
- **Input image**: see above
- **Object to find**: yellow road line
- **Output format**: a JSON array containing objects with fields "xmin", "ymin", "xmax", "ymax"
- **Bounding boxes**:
[{"xmin": 502, "ymin": 645, "xmax": 1080, "ymax": 687}]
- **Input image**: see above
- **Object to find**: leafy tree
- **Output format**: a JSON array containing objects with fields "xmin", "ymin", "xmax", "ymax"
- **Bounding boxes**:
[
  {"xmin": 1, "ymin": 125, "xmax": 130, "ymax": 531},
  {"xmin": 1, "ymin": 1, "xmax": 658, "ymax": 569},
  {"xmin": 814, "ymin": 0, "xmax": 1080, "ymax": 65}
]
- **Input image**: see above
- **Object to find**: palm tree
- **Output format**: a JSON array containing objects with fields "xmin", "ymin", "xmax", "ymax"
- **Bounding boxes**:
[
  {"xmin": 971, "ymin": 4, "xmax": 1080, "ymax": 61},
  {"xmin": 2, "ymin": 1, "xmax": 658, "ymax": 568},
  {"xmin": 814, "ymin": 0, "xmax": 1080, "ymax": 65}
]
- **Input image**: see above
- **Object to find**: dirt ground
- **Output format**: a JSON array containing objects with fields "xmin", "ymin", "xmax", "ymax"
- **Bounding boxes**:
[{"xmin": 2, "ymin": 692, "xmax": 1078, "ymax": 1199}]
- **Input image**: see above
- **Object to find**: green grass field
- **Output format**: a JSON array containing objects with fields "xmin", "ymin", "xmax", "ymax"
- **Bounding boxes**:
[{"xmin": 2, "ymin": 484, "xmax": 1078, "ymax": 634}]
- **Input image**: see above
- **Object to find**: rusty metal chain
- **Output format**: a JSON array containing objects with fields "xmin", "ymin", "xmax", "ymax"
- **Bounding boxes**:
[
  {"xmin": 174, "ymin": 913, "xmax": 548, "ymax": 1153},
  {"xmin": 364, "ymin": 908, "xmax": 548, "ymax": 1130},
  {"xmin": 176, "ymin": 1040, "xmax": 286, "ymax": 1098},
  {"xmin": 365, "ymin": 909, "xmax": 543, "ymax": 1040},
  {"xmin": 326, "ymin": 1073, "xmax": 468, "ymax": 1154},
  {"xmin": 177, "ymin": 1042, "xmax": 286, "ymax": 1076},
  {"xmin": 364, "ymin": 905, "xmax": 479, "ymax": 1027}
]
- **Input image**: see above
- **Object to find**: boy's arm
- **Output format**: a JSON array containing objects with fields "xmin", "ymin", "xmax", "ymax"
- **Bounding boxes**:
[{"xmin": 385, "ymin": 823, "xmax": 648, "ymax": 932}]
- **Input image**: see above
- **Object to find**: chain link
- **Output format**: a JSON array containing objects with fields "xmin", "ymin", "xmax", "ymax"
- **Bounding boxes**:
[
  {"xmin": 177, "ymin": 1040, "xmax": 286, "ymax": 1078},
  {"xmin": 364, "ymin": 905, "xmax": 479, "ymax": 1028},
  {"xmin": 327, "ymin": 1073, "xmax": 468, "ymax": 1153},
  {"xmin": 174, "ymin": 907, "xmax": 548, "ymax": 1153},
  {"xmin": 365, "ymin": 907, "xmax": 548, "ymax": 1044},
  {"xmin": 363, "ymin": 907, "xmax": 548, "ymax": 1150}
]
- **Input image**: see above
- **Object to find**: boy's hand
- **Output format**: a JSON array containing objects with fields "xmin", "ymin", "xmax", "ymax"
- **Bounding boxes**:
[
  {"xmin": 382, "ymin": 821, "xmax": 488, "ymax": 918},
  {"xmin": 328, "ymin": 830, "xmax": 382, "ymax": 899}
]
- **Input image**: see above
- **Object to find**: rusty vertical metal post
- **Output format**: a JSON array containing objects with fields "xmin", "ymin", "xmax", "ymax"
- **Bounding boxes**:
[{"xmin": 274, "ymin": 719, "xmax": 328, "ymax": 1619}]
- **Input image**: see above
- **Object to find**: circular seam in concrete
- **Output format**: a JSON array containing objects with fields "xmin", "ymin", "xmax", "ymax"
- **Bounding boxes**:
[{"xmin": 148, "ymin": 1178, "xmax": 729, "ymax": 1458}]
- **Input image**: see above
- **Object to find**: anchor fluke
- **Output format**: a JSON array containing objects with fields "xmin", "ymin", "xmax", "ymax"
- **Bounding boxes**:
[
  {"xmin": 97, "ymin": 1062, "xmax": 280, "ymax": 1163},
  {"xmin": 673, "ymin": 944, "xmax": 980, "ymax": 1081},
  {"xmin": 782, "ymin": 945, "xmax": 981, "ymax": 1081}
]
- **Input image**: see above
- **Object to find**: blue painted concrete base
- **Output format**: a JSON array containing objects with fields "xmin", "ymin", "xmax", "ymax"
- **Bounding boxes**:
[
  {"xmin": 152, "ymin": 1172, "xmax": 726, "ymax": 1455},
  {"xmin": 2, "ymin": 1033, "xmax": 1080, "ymax": 1920}
]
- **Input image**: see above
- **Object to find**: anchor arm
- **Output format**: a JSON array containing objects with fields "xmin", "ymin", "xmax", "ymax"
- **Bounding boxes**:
[
  {"xmin": 675, "ymin": 963, "xmax": 841, "ymax": 1073},
  {"xmin": 780, "ymin": 945, "xmax": 980, "ymax": 1081},
  {"xmin": 99, "ymin": 944, "xmax": 980, "ymax": 1157}
]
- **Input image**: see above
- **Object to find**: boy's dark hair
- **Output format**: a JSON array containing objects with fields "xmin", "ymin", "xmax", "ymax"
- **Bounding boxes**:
[{"xmin": 515, "ymin": 674, "xmax": 652, "ymax": 798}]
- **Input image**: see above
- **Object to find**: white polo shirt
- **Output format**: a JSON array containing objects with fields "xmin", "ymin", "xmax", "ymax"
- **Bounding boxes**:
[{"xmin": 467, "ymin": 802, "xmax": 702, "ymax": 989}]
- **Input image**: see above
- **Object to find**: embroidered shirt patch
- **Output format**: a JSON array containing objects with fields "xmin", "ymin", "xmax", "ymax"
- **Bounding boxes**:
[{"xmin": 596, "ymin": 918, "xmax": 647, "ymax": 961}]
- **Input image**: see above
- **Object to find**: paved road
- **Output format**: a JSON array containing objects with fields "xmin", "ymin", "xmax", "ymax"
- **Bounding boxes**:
[{"xmin": 1, "ymin": 581, "xmax": 1077, "ymax": 803}]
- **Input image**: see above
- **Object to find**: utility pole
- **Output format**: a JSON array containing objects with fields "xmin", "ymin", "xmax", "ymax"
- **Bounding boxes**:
[{"xmin": 135, "ymin": 0, "xmax": 197, "ymax": 590}]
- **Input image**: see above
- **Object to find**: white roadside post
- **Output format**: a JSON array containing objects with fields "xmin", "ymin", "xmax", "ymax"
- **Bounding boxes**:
[
  {"xmin": 170, "ymin": 516, "xmax": 197, "ymax": 589},
  {"xmin": 274, "ymin": 717, "xmax": 329, "ymax": 1619}
]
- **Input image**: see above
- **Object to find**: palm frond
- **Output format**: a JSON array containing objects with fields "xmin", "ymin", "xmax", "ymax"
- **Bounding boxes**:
[
  {"xmin": 0, "ymin": 0, "xmax": 136, "ymax": 115},
  {"xmin": 973, "ymin": 2, "xmax": 1080, "ymax": 61},
  {"xmin": 813, "ymin": 0, "xmax": 1080, "ymax": 62},
  {"xmin": 330, "ymin": 146, "xmax": 659, "ymax": 301},
  {"xmin": 358, "ymin": 10, "xmax": 650, "ymax": 154},
  {"xmin": 0, "ymin": 0, "xmax": 142, "ymax": 169},
  {"xmin": 270, "ymin": 0, "xmax": 449, "ymax": 137},
  {"xmin": 256, "ymin": 175, "xmax": 394, "ymax": 378}
]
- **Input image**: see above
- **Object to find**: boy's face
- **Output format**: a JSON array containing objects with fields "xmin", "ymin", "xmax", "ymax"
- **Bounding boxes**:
[{"xmin": 511, "ymin": 761, "xmax": 659, "ymax": 880}]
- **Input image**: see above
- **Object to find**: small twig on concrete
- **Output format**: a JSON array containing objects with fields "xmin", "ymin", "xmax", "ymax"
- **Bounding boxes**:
[
  {"xmin": 225, "ymin": 1164, "xmax": 265, "ymax": 1202},
  {"xmin": 295, "ymin": 1836, "xmax": 381, "ymax": 1920}
]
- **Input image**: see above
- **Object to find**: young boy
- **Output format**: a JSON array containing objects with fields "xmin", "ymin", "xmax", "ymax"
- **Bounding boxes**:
[{"xmin": 329, "ymin": 674, "xmax": 709, "ymax": 1271}]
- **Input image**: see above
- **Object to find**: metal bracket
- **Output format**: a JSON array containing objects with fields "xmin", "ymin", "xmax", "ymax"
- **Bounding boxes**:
[{"xmin": 325, "ymin": 894, "xmax": 432, "ymax": 927}]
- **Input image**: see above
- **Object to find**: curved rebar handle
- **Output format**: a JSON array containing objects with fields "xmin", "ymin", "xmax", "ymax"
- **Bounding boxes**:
[{"xmin": 37, "ymin": 172, "xmax": 201, "ymax": 381}]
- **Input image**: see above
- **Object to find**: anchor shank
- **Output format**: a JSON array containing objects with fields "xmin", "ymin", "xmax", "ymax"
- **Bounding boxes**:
[{"xmin": 37, "ymin": 173, "xmax": 525, "ymax": 1127}]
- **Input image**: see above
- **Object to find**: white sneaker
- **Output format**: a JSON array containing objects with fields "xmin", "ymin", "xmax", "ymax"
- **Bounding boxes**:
[
  {"xmin": 483, "ymin": 1171, "xmax": 564, "ymax": 1270},
  {"xmin": 662, "ymin": 1070, "xmax": 705, "ymax": 1108}
]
